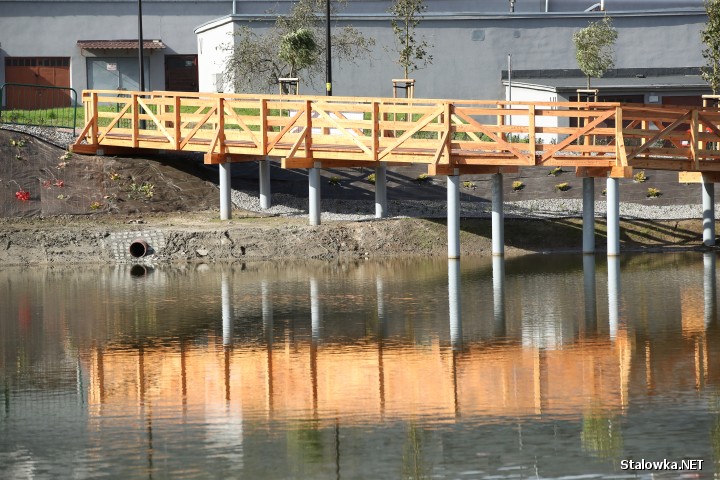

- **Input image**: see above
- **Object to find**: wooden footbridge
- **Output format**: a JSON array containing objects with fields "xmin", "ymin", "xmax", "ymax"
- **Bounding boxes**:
[{"xmin": 70, "ymin": 89, "xmax": 720, "ymax": 257}]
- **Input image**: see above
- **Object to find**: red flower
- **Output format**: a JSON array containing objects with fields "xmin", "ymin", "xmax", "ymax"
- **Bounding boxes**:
[
  {"xmin": 54, "ymin": 180, "xmax": 64, "ymax": 188},
  {"xmin": 15, "ymin": 189, "xmax": 30, "ymax": 202},
  {"xmin": 42, "ymin": 180, "xmax": 52, "ymax": 189}
]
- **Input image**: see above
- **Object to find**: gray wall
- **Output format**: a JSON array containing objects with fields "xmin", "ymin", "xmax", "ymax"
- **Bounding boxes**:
[
  {"xmin": 206, "ymin": 10, "xmax": 708, "ymax": 100},
  {"xmin": 0, "ymin": 0, "xmax": 709, "ymax": 101}
]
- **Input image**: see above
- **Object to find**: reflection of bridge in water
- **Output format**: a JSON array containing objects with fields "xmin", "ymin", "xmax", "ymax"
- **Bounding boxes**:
[
  {"xmin": 71, "ymin": 91, "xmax": 720, "ymax": 257},
  {"xmin": 73, "ymin": 255, "xmax": 715, "ymax": 426}
]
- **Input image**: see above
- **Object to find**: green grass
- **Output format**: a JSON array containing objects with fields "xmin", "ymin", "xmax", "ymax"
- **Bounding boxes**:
[{"xmin": 0, "ymin": 106, "xmax": 81, "ymax": 130}]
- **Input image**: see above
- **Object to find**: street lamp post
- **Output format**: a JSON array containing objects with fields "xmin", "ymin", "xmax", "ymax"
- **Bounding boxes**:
[
  {"xmin": 325, "ymin": 0, "xmax": 332, "ymax": 96},
  {"xmin": 138, "ymin": 0, "xmax": 145, "ymax": 92}
]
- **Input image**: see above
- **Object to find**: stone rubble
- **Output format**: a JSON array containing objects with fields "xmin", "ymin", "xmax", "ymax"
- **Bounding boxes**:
[{"xmin": 231, "ymin": 189, "xmax": 711, "ymax": 222}]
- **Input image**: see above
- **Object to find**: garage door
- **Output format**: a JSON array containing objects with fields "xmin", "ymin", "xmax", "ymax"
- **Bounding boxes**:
[{"xmin": 4, "ymin": 57, "xmax": 71, "ymax": 109}]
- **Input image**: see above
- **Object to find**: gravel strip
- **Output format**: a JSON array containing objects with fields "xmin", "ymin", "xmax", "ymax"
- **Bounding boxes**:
[
  {"xmin": 1, "ymin": 124, "xmax": 76, "ymax": 149},
  {"xmin": 231, "ymin": 189, "xmax": 713, "ymax": 221}
]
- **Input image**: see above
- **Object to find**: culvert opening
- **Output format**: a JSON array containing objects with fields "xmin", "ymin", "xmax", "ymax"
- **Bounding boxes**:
[{"xmin": 129, "ymin": 239, "xmax": 149, "ymax": 258}]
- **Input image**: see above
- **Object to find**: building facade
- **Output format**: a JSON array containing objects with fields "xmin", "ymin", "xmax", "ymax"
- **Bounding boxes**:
[{"xmin": 0, "ymin": 0, "xmax": 712, "ymax": 106}]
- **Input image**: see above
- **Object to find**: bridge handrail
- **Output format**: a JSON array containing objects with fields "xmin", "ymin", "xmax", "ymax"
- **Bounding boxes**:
[{"xmin": 72, "ymin": 89, "xmax": 720, "ymax": 175}]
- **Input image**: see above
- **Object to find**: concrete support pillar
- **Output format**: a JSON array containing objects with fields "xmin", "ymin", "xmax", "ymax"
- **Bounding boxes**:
[
  {"xmin": 606, "ymin": 177, "xmax": 620, "ymax": 256},
  {"xmin": 447, "ymin": 174, "xmax": 461, "ymax": 259},
  {"xmin": 309, "ymin": 166, "xmax": 321, "ymax": 226},
  {"xmin": 375, "ymin": 164, "xmax": 387, "ymax": 219},
  {"xmin": 219, "ymin": 161, "xmax": 232, "ymax": 220},
  {"xmin": 259, "ymin": 157, "xmax": 271, "ymax": 210},
  {"xmin": 702, "ymin": 175, "xmax": 715, "ymax": 247},
  {"xmin": 492, "ymin": 173, "xmax": 505, "ymax": 256},
  {"xmin": 582, "ymin": 177, "xmax": 595, "ymax": 254}
]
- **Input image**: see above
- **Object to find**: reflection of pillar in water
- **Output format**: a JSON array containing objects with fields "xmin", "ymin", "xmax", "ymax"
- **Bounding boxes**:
[
  {"xmin": 448, "ymin": 259, "xmax": 462, "ymax": 349},
  {"xmin": 310, "ymin": 277, "xmax": 321, "ymax": 341},
  {"xmin": 376, "ymin": 275, "xmax": 387, "ymax": 416},
  {"xmin": 261, "ymin": 280, "xmax": 274, "ymax": 342},
  {"xmin": 222, "ymin": 272, "xmax": 233, "ymax": 347},
  {"xmin": 704, "ymin": 253, "xmax": 717, "ymax": 327},
  {"xmin": 492, "ymin": 256, "xmax": 506, "ymax": 336},
  {"xmin": 310, "ymin": 277, "xmax": 321, "ymax": 415},
  {"xmin": 261, "ymin": 280, "xmax": 274, "ymax": 413},
  {"xmin": 583, "ymin": 255, "xmax": 597, "ymax": 333},
  {"xmin": 607, "ymin": 256, "xmax": 620, "ymax": 340}
]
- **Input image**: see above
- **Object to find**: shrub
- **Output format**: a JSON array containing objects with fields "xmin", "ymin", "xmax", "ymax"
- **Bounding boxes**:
[
  {"xmin": 647, "ymin": 187, "xmax": 662, "ymax": 198},
  {"xmin": 512, "ymin": 180, "xmax": 525, "ymax": 191},
  {"xmin": 555, "ymin": 182, "xmax": 570, "ymax": 192},
  {"xmin": 367, "ymin": 173, "xmax": 376, "ymax": 184},
  {"xmin": 414, "ymin": 173, "xmax": 430, "ymax": 183},
  {"xmin": 462, "ymin": 180, "xmax": 476, "ymax": 189},
  {"xmin": 548, "ymin": 167, "xmax": 564, "ymax": 176},
  {"xmin": 328, "ymin": 176, "xmax": 340, "ymax": 186}
]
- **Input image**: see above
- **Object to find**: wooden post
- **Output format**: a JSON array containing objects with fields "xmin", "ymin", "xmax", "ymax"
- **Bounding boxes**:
[
  {"xmin": 132, "ymin": 93, "xmax": 139, "ymax": 148},
  {"xmin": 173, "ymin": 95, "xmax": 181, "ymax": 151},
  {"xmin": 91, "ymin": 92, "xmax": 99, "ymax": 148},
  {"xmin": 260, "ymin": 99, "xmax": 268, "ymax": 156}
]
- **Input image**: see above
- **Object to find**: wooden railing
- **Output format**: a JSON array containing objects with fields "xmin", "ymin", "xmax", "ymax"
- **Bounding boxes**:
[{"xmin": 71, "ymin": 90, "xmax": 720, "ymax": 176}]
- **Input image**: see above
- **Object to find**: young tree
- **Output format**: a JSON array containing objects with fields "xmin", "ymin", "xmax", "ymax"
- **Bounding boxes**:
[
  {"xmin": 389, "ymin": 0, "xmax": 433, "ymax": 80},
  {"xmin": 701, "ymin": 0, "xmax": 720, "ymax": 94},
  {"xmin": 222, "ymin": 0, "xmax": 374, "ymax": 94},
  {"xmin": 573, "ymin": 16, "xmax": 618, "ymax": 90},
  {"xmin": 279, "ymin": 28, "xmax": 318, "ymax": 79}
]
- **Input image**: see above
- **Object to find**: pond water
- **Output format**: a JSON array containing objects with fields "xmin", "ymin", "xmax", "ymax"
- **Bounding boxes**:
[{"xmin": 1, "ymin": 253, "xmax": 719, "ymax": 479}]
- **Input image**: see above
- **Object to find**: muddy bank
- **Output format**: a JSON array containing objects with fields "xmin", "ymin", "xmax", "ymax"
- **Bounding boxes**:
[{"xmin": 0, "ymin": 211, "xmax": 712, "ymax": 266}]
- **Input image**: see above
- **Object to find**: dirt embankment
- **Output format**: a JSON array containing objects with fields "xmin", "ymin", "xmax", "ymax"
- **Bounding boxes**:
[{"xmin": 0, "ymin": 211, "xmax": 712, "ymax": 266}]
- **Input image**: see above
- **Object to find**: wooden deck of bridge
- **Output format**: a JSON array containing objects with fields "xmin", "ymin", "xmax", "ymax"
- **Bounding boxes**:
[{"xmin": 70, "ymin": 89, "xmax": 720, "ymax": 181}]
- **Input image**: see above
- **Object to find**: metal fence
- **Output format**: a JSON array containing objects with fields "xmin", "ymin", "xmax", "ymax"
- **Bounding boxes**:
[{"xmin": 0, "ymin": 83, "xmax": 79, "ymax": 135}]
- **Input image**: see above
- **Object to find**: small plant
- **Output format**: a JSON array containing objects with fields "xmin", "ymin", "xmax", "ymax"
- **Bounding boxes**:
[
  {"xmin": 89, "ymin": 201, "xmax": 103, "ymax": 210},
  {"xmin": 57, "ymin": 194, "xmax": 67, "ymax": 200},
  {"xmin": 129, "ymin": 182, "xmax": 155, "ymax": 199},
  {"xmin": 548, "ymin": 167, "xmax": 564, "ymax": 176},
  {"xmin": 415, "ymin": 173, "xmax": 430, "ymax": 183},
  {"xmin": 109, "ymin": 172, "xmax": 121, "ymax": 181},
  {"xmin": 601, "ymin": 188, "xmax": 607, "ymax": 196},
  {"xmin": 462, "ymin": 180, "xmax": 476, "ymax": 190},
  {"xmin": 555, "ymin": 182, "xmax": 571, "ymax": 192},
  {"xmin": 10, "ymin": 139, "xmax": 26, "ymax": 148},
  {"xmin": 633, "ymin": 170, "xmax": 648, "ymax": 183},
  {"xmin": 57, "ymin": 161, "xmax": 68, "ymax": 169},
  {"xmin": 59, "ymin": 151, "xmax": 72, "ymax": 161},
  {"xmin": 512, "ymin": 180, "xmax": 525, "ymax": 191},
  {"xmin": 367, "ymin": 173, "xmax": 376, "ymax": 184},
  {"xmin": 15, "ymin": 154, "xmax": 24, "ymax": 161},
  {"xmin": 328, "ymin": 176, "xmax": 341, "ymax": 186},
  {"xmin": 647, "ymin": 187, "xmax": 662, "ymax": 198}
]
